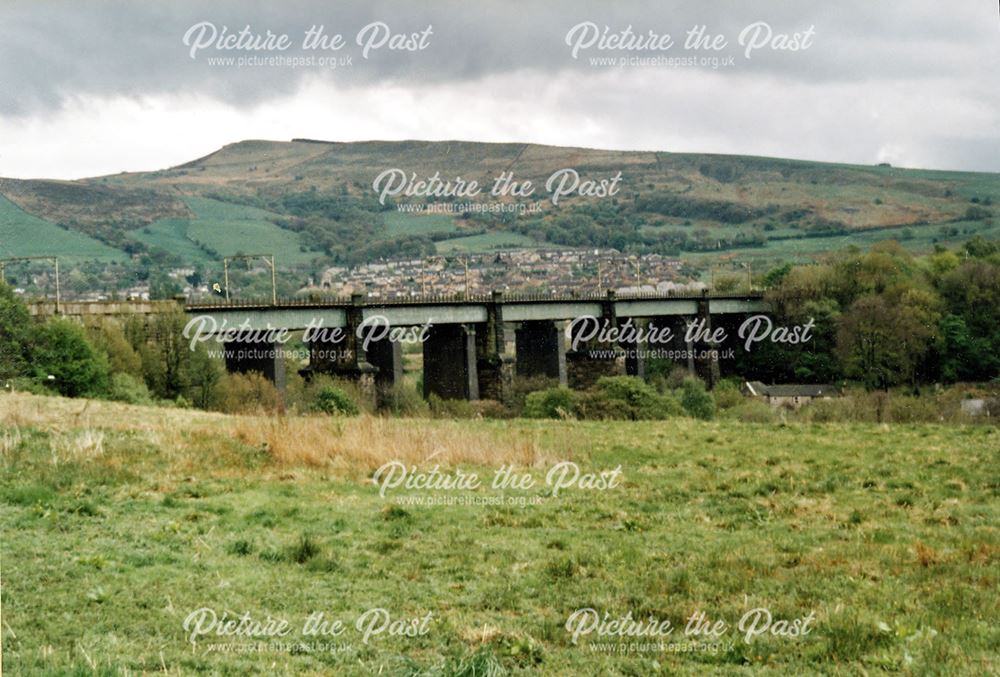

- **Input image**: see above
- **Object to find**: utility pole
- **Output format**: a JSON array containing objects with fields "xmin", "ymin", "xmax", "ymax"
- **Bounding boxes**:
[
  {"xmin": 463, "ymin": 257, "xmax": 470, "ymax": 297},
  {"xmin": 269, "ymin": 255, "xmax": 277, "ymax": 305},
  {"xmin": 223, "ymin": 254, "xmax": 277, "ymax": 304}
]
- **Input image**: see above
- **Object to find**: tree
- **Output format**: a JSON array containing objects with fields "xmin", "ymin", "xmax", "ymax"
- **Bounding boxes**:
[
  {"xmin": 751, "ymin": 274, "xmax": 841, "ymax": 383},
  {"xmin": 187, "ymin": 345, "xmax": 223, "ymax": 409},
  {"xmin": 934, "ymin": 314, "xmax": 988, "ymax": 383},
  {"xmin": 30, "ymin": 319, "xmax": 110, "ymax": 397},
  {"xmin": 139, "ymin": 310, "xmax": 192, "ymax": 399},
  {"xmin": 936, "ymin": 259, "xmax": 1000, "ymax": 381},
  {"xmin": 149, "ymin": 273, "xmax": 183, "ymax": 300},
  {"xmin": 767, "ymin": 264, "xmax": 835, "ymax": 318},
  {"xmin": 87, "ymin": 320, "xmax": 143, "ymax": 377},
  {"xmin": 0, "ymin": 281, "xmax": 32, "ymax": 381},
  {"xmin": 939, "ymin": 260, "xmax": 1000, "ymax": 339},
  {"xmin": 836, "ymin": 296, "xmax": 898, "ymax": 390},
  {"xmin": 926, "ymin": 249, "xmax": 960, "ymax": 279},
  {"xmin": 964, "ymin": 235, "xmax": 998, "ymax": 258},
  {"xmin": 829, "ymin": 244, "xmax": 914, "ymax": 307},
  {"xmin": 761, "ymin": 263, "xmax": 793, "ymax": 289},
  {"xmin": 836, "ymin": 288, "xmax": 941, "ymax": 390}
]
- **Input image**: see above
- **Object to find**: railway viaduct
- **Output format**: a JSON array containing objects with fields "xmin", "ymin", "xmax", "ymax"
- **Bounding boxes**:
[{"xmin": 183, "ymin": 290, "xmax": 769, "ymax": 403}]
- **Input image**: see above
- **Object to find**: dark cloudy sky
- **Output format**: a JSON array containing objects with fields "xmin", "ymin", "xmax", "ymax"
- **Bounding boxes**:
[{"xmin": 1, "ymin": 0, "xmax": 998, "ymax": 178}]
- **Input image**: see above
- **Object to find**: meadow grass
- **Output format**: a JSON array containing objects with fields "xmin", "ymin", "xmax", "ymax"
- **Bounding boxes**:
[
  {"xmin": 181, "ymin": 197, "xmax": 318, "ymax": 266},
  {"xmin": 1, "ymin": 393, "xmax": 997, "ymax": 675},
  {"xmin": 132, "ymin": 219, "xmax": 217, "ymax": 266},
  {"xmin": 436, "ymin": 232, "xmax": 549, "ymax": 254},
  {"xmin": 382, "ymin": 212, "xmax": 459, "ymax": 239}
]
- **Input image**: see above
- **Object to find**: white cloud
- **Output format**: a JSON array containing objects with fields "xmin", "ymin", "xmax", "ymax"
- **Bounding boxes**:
[{"xmin": 2, "ymin": 61, "xmax": 996, "ymax": 179}]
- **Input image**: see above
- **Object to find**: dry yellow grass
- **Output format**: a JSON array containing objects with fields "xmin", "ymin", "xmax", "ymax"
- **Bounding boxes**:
[
  {"xmin": 0, "ymin": 392, "xmax": 553, "ymax": 475},
  {"xmin": 224, "ymin": 415, "xmax": 547, "ymax": 471}
]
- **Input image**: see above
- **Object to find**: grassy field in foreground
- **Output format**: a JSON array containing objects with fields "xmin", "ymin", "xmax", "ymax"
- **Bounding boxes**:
[{"xmin": 1, "ymin": 393, "xmax": 998, "ymax": 675}]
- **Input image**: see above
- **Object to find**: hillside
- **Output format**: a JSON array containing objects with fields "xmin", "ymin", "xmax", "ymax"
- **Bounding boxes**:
[{"xmin": 1, "ymin": 140, "xmax": 998, "ymax": 272}]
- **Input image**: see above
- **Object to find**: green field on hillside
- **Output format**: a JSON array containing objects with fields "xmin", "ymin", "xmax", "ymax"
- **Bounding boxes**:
[
  {"xmin": 382, "ymin": 212, "xmax": 460, "ymax": 239},
  {"xmin": 180, "ymin": 196, "xmax": 317, "ymax": 266},
  {"xmin": 437, "ymin": 232, "xmax": 548, "ymax": 254},
  {"xmin": 131, "ymin": 218, "xmax": 216, "ymax": 265},
  {"xmin": 681, "ymin": 218, "xmax": 1000, "ymax": 270},
  {"xmin": 2, "ymin": 393, "xmax": 997, "ymax": 675},
  {"xmin": 0, "ymin": 195, "xmax": 126, "ymax": 262}
]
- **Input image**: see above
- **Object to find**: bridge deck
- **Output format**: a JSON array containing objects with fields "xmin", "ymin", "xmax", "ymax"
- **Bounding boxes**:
[
  {"xmin": 184, "ymin": 290, "xmax": 765, "ymax": 311},
  {"xmin": 183, "ymin": 291, "xmax": 768, "ymax": 332}
]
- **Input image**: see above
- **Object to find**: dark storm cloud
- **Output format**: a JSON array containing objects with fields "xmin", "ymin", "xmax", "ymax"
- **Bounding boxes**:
[
  {"xmin": 1, "ymin": 0, "xmax": 996, "ymax": 116},
  {"xmin": 0, "ymin": 0, "xmax": 997, "ymax": 175}
]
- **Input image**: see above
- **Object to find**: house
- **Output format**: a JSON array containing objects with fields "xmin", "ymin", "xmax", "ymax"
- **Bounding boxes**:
[{"xmin": 743, "ymin": 381, "xmax": 842, "ymax": 409}]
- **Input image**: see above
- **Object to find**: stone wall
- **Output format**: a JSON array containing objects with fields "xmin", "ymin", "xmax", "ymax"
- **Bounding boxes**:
[{"xmin": 27, "ymin": 299, "xmax": 182, "ymax": 324}]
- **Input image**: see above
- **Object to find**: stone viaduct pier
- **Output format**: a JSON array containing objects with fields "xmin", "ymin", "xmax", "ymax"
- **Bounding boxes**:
[{"xmin": 184, "ymin": 290, "xmax": 769, "ymax": 403}]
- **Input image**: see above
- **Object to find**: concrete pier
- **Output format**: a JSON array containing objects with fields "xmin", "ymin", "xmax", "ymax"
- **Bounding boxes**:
[
  {"xmin": 423, "ymin": 324, "xmax": 479, "ymax": 400},
  {"xmin": 693, "ymin": 298, "xmax": 721, "ymax": 388},
  {"xmin": 567, "ymin": 291, "xmax": 623, "ymax": 388},
  {"xmin": 475, "ymin": 292, "xmax": 514, "ymax": 401},
  {"xmin": 224, "ymin": 333, "xmax": 286, "ymax": 390},
  {"xmin": 366, "ymin": 339, "xmax": 403, "ymax": 394},
  {"xmin": 515, "ymin": 320, "xmax": 567, "ymax": 385}
]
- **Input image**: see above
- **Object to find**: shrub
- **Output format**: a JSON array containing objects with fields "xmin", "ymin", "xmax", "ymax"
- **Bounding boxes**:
[
  {"xmin": 888, "ymin": 394, "xmax": 947, "ymax": 423},
  {"xmin": 286, "ymin": 373, "xmax": 372, "ymax": 415},
  {"xmin": 712, "ymin": 379, "xmax": 745, "ymax": 410},
  {"xmin": 314, "ymin": 386, "xmax": 359, "ymax": 416},
  {"xmin": 380, "ymin": 382, "xmax": 428, "ymax": 416},
  {"xmin": 215, "ymin": 372, "xmax": 282, "ymax": 414},
  {"xmin": 471, "ymin": 399, "xmax": 510, "ymax": 419},
  {"xmin": 679, "ymin": 377, "xmax": 716, "ymax": 420},
  {"xmin": 799, "ymin": 393, "xmax": 878, "ymax": 423},
  {"xmin": 4, "ymin": 377, "xmax": 49, "ymax": 395},
  {"xmin": 30, "ymin": 319, "xmax": 110, "ymax": 397},
  {"xmin": 509, "ymin": 376, "xmax": 562, "ymax": 416},
  {"xmin": 282, "ymin": 369, "xmax": 316, "ymax": 413},
  {"xmin": 727, "ymin": 400, "xmax": 777, "ymax": 423},
  {"xmin": 107, "ymin": 372, "xmax": 153, "ymax": 405},
  {"xmin": 581, "ymin": 376, "xmax": 682, "ymax": 420},
  {"xmin": 574, "ymin": 389, "xmax": 633, "ymax": 420},
  {"xmin": 427, "ymin": 394, "xmax": 477, "ymax": 419},
  {"xmin": 524, "ymin": 387, "xmax": 577, "ymax": 419},
  {"xmin": 664, "ymin": 365, "xmax": 691, "ymax": 389}
]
